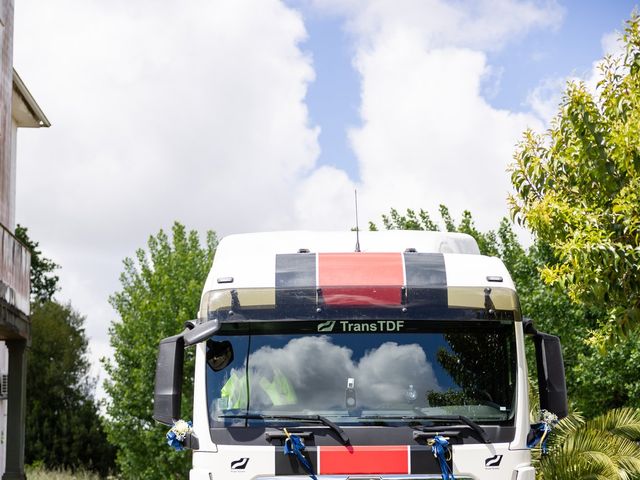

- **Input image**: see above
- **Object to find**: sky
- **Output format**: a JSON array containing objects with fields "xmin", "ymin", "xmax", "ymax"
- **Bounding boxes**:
[{"xmin": 11, "ymin": 0, "xmax": 639, "ymax": 398}]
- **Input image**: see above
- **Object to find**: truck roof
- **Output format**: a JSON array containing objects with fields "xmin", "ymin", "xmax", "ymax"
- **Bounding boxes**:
[
  {"xmin": 201, "ymin": 231, "xmax": 518, "ymax": 316},
  {"xmin": 214, "ymin": 230, "xmax": 481, "ymax": 256}
]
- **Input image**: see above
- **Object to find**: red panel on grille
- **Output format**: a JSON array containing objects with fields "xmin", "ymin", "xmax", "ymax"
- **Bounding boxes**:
[
  {"xmin": 319, "ymin": 445, "xmax": 409, "ymax": 474},
  {"xmin": 318, "ymin": 253, "xmax": 404, "ymax": 306}
]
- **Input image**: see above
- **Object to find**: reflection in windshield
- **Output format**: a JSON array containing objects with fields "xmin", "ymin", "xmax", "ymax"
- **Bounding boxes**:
[
  {"xmin": 433, "ymin": 332, "xmax": 513, "ymax": 408},
  {"xmin": 206, "ymin": 323, "xmax": 516, "ymax": 425},
  {"xmin": 222, "ymin": 337, "xmax": 440, "ymax": 411}
]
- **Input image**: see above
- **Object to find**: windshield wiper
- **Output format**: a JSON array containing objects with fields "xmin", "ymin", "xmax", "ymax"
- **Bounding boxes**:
[
  {"xmin": 220, "ymin": 414, "xmax": 350, "ymax": 445},
  {"xmin": 359, "ymin": 414, "xmax": 489, "ymax": 443}
]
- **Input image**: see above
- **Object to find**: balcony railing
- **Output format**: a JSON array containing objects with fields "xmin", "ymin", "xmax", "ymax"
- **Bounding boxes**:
[{"xmin": 0, "ymin": 224, "xmax": 30, "ymax": 316}]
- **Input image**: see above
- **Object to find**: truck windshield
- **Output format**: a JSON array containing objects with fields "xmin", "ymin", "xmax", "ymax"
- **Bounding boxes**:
[{"xmin": 206, "ymin": 319, "xmax": 517, "ymax": 427}]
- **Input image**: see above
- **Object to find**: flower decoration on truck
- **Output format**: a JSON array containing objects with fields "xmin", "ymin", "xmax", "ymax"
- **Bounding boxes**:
[{"xmin": 166, "ymin": 419, "xmax": 193, "ymax": 451}]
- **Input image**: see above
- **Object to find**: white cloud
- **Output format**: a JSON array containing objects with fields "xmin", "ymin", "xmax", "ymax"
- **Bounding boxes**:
[
  {"xmin": 311, "ymin": 0, "xmax": 563, "ymax": 51},
  {"xmin": 297, "ymin": 0, "xmax": 556, "ymax": 231},
  {"xmin": 601, "ymin": 30, "xmax": 624, "ymax": 60},
  {"xmin": 481, "ymin": 65, "xmax": 505, "ymax": 100},
  {"xmin": 351, "ymin": 38, "xmax": 542, "ymax": 229},
  {"xmin": 17, "ymin": 0, "xmax": 319, "ymax": 241},
  {"xmin": 526, "ymin": 76, "xmax": 566, "ymax": 123},
  {"xmin": 294, "ymin": 166, "xmax": 356, "ymax": 229}
]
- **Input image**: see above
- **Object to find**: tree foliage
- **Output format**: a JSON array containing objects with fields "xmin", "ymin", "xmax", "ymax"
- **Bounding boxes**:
[
  {"xmin": 15, "ymin": 224, "xmax": 60, "ymax": 303},
  {"xmin": 570, "ymin": 333, "xmax": 640, "ymax": 418},
  {"xmin": 510, "ymin": 16, "xmax": 640, "ymax": 340},
  {"xmin": 370, "ymin": 205, "xmax": 499, "ymax": 256},
  {"xmin": 104, "ymin": 222, "xmax": 217, "ymax": 479},
  {"xmin": 26, "ymin": 302, "xmax": 115, "ymax": 476},
  {"xmin": 436, "ymin": 330, "xmax": 513, "ymax": 407}
]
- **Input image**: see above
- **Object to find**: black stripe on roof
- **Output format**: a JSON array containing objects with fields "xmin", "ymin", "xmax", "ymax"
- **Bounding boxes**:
[
  {"xmin": 404, "ymin": 252, "xmax": 447, "ymax": 306},
  {"xmin": 275, "ymin": 253, "xmax": 316, "ymax": 309}
]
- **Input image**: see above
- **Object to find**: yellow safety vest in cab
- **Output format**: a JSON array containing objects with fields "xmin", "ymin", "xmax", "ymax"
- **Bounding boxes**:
[{"xmin": 220, "ymin": 368, "xmax": 297, "ymax": 408}]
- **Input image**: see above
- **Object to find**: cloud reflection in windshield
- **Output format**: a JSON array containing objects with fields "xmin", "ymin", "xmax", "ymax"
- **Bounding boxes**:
[{"xmin": 228, "ymin": 336, "xmax": 441, "ymax": 410}]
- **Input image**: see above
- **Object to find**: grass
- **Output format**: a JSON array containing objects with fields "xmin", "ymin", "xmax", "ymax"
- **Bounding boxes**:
[{"xmin": 25, "ymin": 464, "xmax": 103, "ymax": 480}]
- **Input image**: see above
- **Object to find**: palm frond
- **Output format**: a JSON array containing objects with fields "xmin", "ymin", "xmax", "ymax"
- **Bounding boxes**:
[
  {"xmin": 546, "ymin": 411, "xmax": 586, "ymax": 448},
  {"xmin": 536, "ymin": 410, "xmax": 640, "ymax": 480},
  {"xmin": 617, "ymin": 456, "xmax": 640, "ymax": 478},
  {"xmin": 588, "ymin": 408, "xmax": 640, "ymax": 441},
  {"xmin": 540, "ymin": 430, "xmax": 617, "ymax": 479}
]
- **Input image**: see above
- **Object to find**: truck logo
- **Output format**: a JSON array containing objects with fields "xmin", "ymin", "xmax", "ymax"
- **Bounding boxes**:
[
  {"xmin": 230, "ymin": 458, "xmax": 250, "ymax": 470},
  {"xmin": 317, "ymin": 320, "xmax": 405, "ymax": 333},
  {"xmin": 317, "ymin": 320, "xmax": 336, "ymax": 332},
  {"xmin": 485, "ymin": 454, "xmax": 503, "ymax": 468},
  {"xmin": 340, "ymin": 320, "xmax": 404, "ymax": 332}
]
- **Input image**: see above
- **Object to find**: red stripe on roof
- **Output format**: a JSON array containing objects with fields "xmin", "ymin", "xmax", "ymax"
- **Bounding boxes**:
[
  {"xmin": 319, "ymin": 445, "xmax": 409, "ymax": 475},
  {"xmin": 318, "ymin": 253, "xmax": 404, "ymax": 306}
]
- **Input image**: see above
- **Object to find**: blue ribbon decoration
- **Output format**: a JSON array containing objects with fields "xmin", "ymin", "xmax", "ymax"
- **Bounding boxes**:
[
  {"xmin": 166, "ymin": 420, "xmax": 193, "ymax": 451},
  {"xmin": 166, "ymin": 429, "xmax": 185, "ymax": 451},
  {"xmin": 283, "ymin": 429, "xmax": 318, "ymax": 480},
  {"xmin": 527, "ymin": 422, "xmax": 553, "ymax": 454},
  {"xmin": 527, "ymin": 410, "xmax": 558, "ymax": 454},
  {"xmin": 430, "ymin": 435, "xmax": 455, "ymax": 480}
]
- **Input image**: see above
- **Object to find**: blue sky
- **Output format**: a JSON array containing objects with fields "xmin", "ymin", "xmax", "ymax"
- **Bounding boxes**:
[
  {"xmin": 301, "ymin": 9, "xmax": 361, "ymax": 179},
  {"xmin": 489, "ymin": 1, "xmax": 636, "ymax": 108},
  {"xmin": 300, "ymin": 1, "xmax": 639, "ymax": 180}
]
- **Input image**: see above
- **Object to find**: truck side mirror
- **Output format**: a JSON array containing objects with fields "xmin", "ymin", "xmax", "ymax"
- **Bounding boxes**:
[
  {"xmin": 153, "ymin": 334, "xmax": 185, "ymax": 425},
  {"xmin": 153, "ymin": 320, "xmax": 220, "ymax": 426},
  {"xmin": 533, "ymin": 331, "xmax": 568, "ymax": 419}
]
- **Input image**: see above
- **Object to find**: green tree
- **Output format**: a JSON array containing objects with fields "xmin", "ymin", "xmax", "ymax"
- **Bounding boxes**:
[
  {"xmin": 104, "ymin": 222, "xmax": 217, "ymax": 479},
  {"xmin": 370, "ymin": 205, "xmax": 499, "ymax": 256},
  {"xmin": 17, "ymin": 226, "xmax": 115, "ymax": 476},
  {"xmin": 510, "ymin": 15, "xmax": 640, "ymax": 340},
  {"xmin": 15, "ymin": 224, "xmax": 60, "ymax": 303},
  {"xmin": 370, "ymin": 207, "xmax": 440, "ymax": 232},
  {"xmin": 26, "ymin": 301, "xmax": 116, "ymax": 476},
  {"xmin": 570, "ymin": 334, "xmax": 640, "ymax": 418}
]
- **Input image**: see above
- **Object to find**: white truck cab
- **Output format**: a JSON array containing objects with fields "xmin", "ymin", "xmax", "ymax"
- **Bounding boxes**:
[{"xmin": 154, "ymin": 231, "xmax": 568, "ymax": 479}]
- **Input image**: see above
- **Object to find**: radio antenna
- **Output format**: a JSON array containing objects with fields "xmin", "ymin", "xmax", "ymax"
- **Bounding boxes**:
[{"xmin": 354, "ymin": 189, "xmax": 361, "ymax": 252}]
